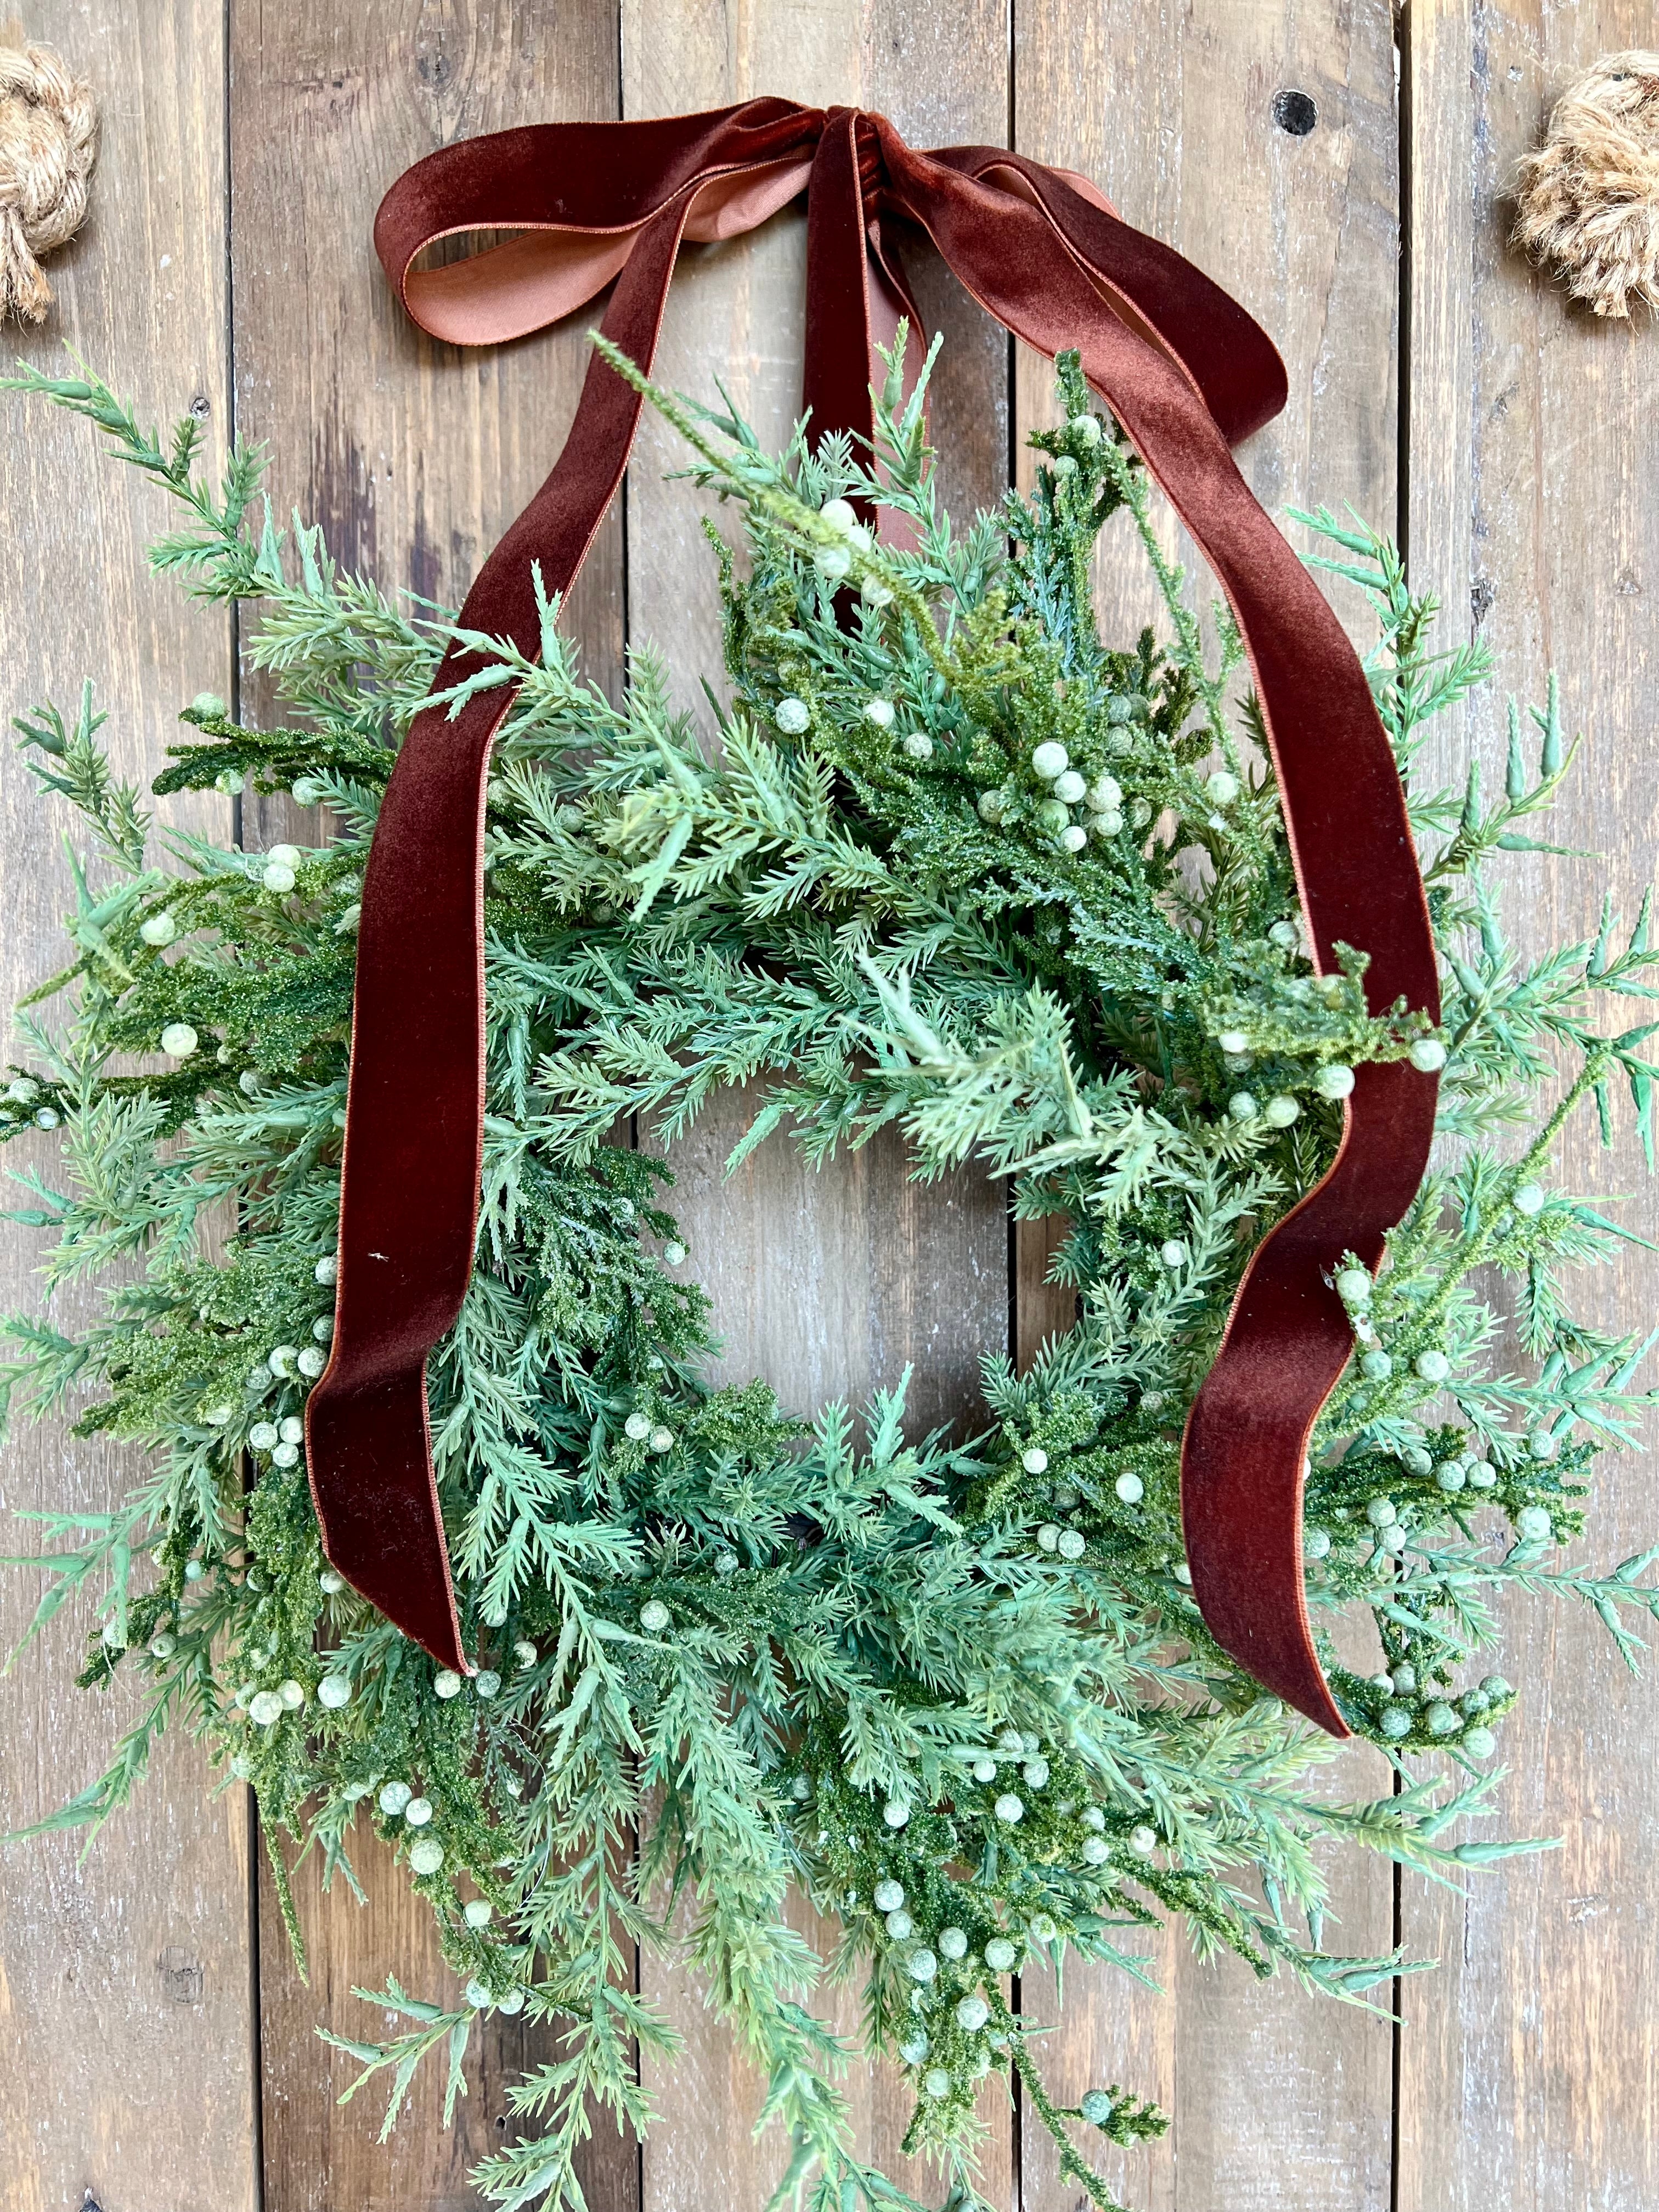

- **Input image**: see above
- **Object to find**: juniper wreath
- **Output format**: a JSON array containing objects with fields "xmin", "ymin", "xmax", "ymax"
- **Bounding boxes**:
[{"xmin": 4, "ymin": 341, "xmax": 1659, "ymax": 2212}]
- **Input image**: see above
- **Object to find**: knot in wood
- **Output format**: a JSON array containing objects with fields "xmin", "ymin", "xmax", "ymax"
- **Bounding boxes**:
[
  {"xmin": 1513, "ymin": 50, "xmax": 1659, "ymax": 320},
  {"xmin": 0, "ymin": 41, "xmax": 99, "ymax": 325}
]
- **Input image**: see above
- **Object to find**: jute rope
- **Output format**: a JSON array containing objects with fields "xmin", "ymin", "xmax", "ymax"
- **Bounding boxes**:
[
  {"xmin": 0, "ymin": 40, "xmax": 98, "ymax": 324},
  {"xmin": 1514, "ymin": 51, "xmax": 1659, "ymax": 320}
]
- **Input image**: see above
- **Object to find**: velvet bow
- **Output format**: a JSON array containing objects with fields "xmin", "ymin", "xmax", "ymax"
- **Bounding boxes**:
[{"xmin": 303, "ymin": 97, "xmax": 1440, "ymax": 1736}]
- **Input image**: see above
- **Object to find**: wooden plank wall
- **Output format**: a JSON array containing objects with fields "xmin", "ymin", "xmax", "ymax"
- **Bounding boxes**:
[
  {"xmin": 0, "ymin": 9, "xmax": 257, "ymax": 2211},
  {"xmin": 1398, "ymin": 5, "xmax": 1659, "ymax": 2208},
  {"xmin": 2, "ymin": 4, "xmax": 1656, "ymax": 2209}
]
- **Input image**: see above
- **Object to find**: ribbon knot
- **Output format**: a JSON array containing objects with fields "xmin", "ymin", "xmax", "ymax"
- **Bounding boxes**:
[{"xmin": 304, "ymin": 95, "xmax": 1439, "ymax": 1736}]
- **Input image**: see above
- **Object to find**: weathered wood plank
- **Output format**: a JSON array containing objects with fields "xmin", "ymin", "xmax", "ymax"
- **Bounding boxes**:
[
  {"xmin": 1398, "ymin": 8, "xmax": 1659, "ymax": 2207},
  {"xmin": 224, "ymin": 6, "xmax": 626, "ymax": 2207},
  {"xmin": 0, "ymin": 8, "xmax": 257, "ymax": 2210},
  {"xmin": 1012, "ymin": 9, "xmax": 1402, "ymax": 2207},
  {"xmin": 619, "ymin": 5, "xmax": 1015, "ymax": 2207}
]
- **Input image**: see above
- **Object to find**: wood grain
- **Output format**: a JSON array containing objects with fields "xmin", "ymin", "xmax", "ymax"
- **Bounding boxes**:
[
  {"xmin": 619, "ymin": 4, "xmax": 1016, "ymax": 2205},
  {"xmin": 1012, "ymin": 8, "xmax": 1402, "ymax": 2207},
  {"xmin": 0, "ymin": 6, "xmax": 256, "ymax": 2209},
  {"xmin": 223, "ymin": 7, "xmax": 627, "ymax": 2207},
  {"xmin": 1398, "ymin": 7, "xmax": 1659, "ymax": 2207}
]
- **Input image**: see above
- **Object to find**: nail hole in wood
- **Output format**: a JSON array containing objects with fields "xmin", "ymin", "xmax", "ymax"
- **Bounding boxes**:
[{"xmin": 1273, "ymin": 89, "xmax": 1318, "ymax": 136}]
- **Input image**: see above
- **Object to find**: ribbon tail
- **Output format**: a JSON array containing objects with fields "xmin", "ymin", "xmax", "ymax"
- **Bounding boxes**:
[
  {"xmin": 1182, "ymin": 1062, "xmax": 1435, "ymax": 1733},
  {"xmin": 307, "ymin": 1368, "xmax": 466, "ymax": 1672},
  {"xmin": 879, "ymin": 134, "xmax": 1440, "ymax": 1734},
  {"xmin": 804, "ymin": 109, "xmax": 929, "ymax": 553},
  {"xmin": 307, "ymin": 194, "xmax": 704, "ymax": 1664}
]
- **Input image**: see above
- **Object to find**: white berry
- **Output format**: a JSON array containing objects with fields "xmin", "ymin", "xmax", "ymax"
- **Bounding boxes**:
[
  {"xmin": 433, "ymin": 1669, "xmax": 463, "ymax": 1699},
  {"xmin": 160, "ymin": 1023, "xmax": 199, "ymax": 1059}
]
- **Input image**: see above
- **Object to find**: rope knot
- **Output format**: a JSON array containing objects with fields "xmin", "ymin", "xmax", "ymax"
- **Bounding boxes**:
[
  {"xmin": 1514, "ymin": 50, "xmax": 1659, "ymax": 319},
  {"xmin": 0, "ymin": 41, "xmax": 99, "ymax": 324}
]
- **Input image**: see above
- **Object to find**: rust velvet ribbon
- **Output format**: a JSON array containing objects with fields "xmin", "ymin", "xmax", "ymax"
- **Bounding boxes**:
[{"xmin": 304, "ymin": 97, "xmax": 1440, "ymax": 1737}]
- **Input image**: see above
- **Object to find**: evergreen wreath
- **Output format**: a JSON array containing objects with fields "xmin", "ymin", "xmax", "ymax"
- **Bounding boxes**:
[{"xmin": 4, "ymin": 340, "xmax": 1659, "ymax": 2212}]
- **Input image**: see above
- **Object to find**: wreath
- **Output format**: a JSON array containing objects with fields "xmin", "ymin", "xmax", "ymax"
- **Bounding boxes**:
[{"xmin": 3, "ymin": 340, "xmax": 1657, "ymax": 2212}]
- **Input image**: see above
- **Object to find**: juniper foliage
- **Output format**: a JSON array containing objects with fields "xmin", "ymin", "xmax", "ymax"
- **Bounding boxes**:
[{"xmin": 3, "ymin": 343, "xmax": 1658, "ymax": 2212}]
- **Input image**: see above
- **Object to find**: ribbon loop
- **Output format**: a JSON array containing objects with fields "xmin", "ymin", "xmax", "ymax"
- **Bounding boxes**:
[{"xmin": 306, "ymin": 97, "xmax": 1438, "ymax": 1737}]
